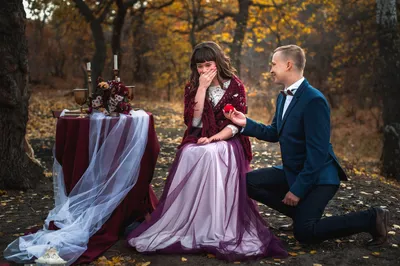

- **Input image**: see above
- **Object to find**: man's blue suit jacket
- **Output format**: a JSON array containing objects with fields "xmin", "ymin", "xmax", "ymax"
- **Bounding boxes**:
[{"xmin": 242, "ymin": 79, "xmax": 347, "ymax": 198}]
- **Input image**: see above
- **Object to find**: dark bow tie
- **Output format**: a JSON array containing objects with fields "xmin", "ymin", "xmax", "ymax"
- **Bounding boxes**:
[{"xmin": 280, "ymin": 88, "xmax": 296, "ymax": 96}]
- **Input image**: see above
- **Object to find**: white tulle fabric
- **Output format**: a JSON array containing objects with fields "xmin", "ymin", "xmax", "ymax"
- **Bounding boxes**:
[{"xmin": 4, "ymin": 110, "xmax": 150, "ymax": 265}]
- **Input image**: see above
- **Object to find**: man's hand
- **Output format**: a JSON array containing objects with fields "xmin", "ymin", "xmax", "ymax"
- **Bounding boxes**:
[
  {"xmin": 282, "ymin": 191, "xmax": 300, "ymax": 206},
  {"xmin": 223, "ymin": 108, "xmax": 247, "ymax": 127}
]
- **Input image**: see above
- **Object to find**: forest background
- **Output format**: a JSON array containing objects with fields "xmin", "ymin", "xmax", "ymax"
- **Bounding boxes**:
[{"xmin": 22, "ymin": 0, "xmax": 400, "ymax": 172}]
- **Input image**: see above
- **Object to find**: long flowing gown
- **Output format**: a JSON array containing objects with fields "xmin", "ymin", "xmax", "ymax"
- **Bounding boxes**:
[{"xmin": 127, "ymin": 78, "xmax": 287, "ymax": 261}]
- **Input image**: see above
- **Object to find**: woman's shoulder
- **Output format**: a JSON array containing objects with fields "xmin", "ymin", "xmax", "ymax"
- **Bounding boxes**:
[
  {"xmin": 228, "ymin": 75, "xmax": 245, "ymax": 90},
  {"xmin": 184, "ymin": 82, "xmax": 191, "ymax": 90},
  {"xmin": 184, "ymin": 82, "xmax": 196, "ymax": 95}
]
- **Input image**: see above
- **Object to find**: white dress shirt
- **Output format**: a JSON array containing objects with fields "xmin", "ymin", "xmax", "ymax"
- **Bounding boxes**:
[{"xmin": 282, "ymin": 77, "xmax": 304, "ymax": 119}]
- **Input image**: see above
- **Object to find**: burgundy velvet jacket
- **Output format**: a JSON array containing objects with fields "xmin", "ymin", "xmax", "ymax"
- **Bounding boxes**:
[{"xmin": 178, "ymin": 75, "xmax": 252, "ymax": 162}]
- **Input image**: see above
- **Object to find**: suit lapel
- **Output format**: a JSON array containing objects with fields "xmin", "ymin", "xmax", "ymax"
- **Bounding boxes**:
[
  {"xmin": 278, "ymin": 79, "xmax": 308, "ymax": 135},
  {"xmin": 277, "ymin": 95, "xmax": 285, "ymax": 132}
]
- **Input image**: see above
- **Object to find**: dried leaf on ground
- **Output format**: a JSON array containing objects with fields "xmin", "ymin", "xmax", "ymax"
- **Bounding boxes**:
[{"xmin": 136, "ymin": 262, "xmax": 151, "ymax": 266}]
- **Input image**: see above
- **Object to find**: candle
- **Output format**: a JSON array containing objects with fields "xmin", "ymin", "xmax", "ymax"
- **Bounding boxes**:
[
  {"xmin": 114, "ymin": 54, "xmax": 118, "ymax": 70},
  {"xmin": 86, "ymin": 62, "xmax": 91, "ymax": 71}
]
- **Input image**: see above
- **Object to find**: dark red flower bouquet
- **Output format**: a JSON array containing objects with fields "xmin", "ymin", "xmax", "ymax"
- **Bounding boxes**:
[{"xmin": 90, "ymin": 77, "xmax": 132, "ymax": 115}]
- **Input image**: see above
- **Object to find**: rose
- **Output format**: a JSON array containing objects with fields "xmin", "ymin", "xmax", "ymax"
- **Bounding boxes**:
[
  {"xmin": 115, "ymin": 94, "xmax": 124, "ymax": 102},
  {"xmin": 223, "ymin": 104, "xmax": 234, "ymax": 113},
  {"xmin": 118, "ymin": 101, "xmax": 132, "ymax": 114},
  {"xmin": 92, "ymin": 96, "xmax": 103, "ymax": 108},
  {"xmin": 99, "ymin": 82, "xmax": 109, "ymax": 90}
]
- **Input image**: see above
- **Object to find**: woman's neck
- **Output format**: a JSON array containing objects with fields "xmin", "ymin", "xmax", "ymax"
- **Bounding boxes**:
[
  {"xmin": 210, "ymin": 77, "xmax": 231, "ymax": 87},
  {"xmin": 210, "ymin": 78, "xmax": 220, "ymax": 86}
]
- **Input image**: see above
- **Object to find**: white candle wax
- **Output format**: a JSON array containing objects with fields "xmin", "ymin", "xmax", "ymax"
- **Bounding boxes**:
[
  {"xmin": 114, "ymin": 54, "xmax": 118, "ymax": 70},
  {"xmin": 86, "ymin": 62, "xmax": 91, "ymax": 71}
]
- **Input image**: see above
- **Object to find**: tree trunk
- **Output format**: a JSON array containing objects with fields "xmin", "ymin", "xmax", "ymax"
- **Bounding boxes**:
[
  {"xmin": 189, "ymin": 0, "xmax": 199, "ymax": 48},
  {"xmin": 90, "ymin": 20, "xmax": 106, "ymax": 92},
  {"xmin": 0, "ymin": 0, "xmax": 43, "ymax": 189},
  {"xmin": 230, "ymin": 0, "xmax": 250, "ymax": 75},
  {"xmin": 131, "ymin": 7, "xmax": 150, "ymax": 83},
  {"xmin": 377, "ymin": 0, "xmax": 400, "ymax": 180},
  {"xmin": 73, "ymin": 0, "xmax": 111, "ymax": 94},
  {"xmin": 111, "ymin": 0, "xmax": 129, "ymax": 79},
  {"xmin": 382, "ymin": 124, "xmax": 400, "ymax": 180}
]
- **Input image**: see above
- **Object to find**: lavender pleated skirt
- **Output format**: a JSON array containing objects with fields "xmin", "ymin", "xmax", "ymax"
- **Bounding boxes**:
[{"xmin": 127, "ymin": 138, "xmax": 287, "ymax": 261}]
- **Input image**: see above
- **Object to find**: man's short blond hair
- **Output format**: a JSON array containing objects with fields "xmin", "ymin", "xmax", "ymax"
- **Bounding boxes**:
[{"xmin": 274, "ymin": 45, "xmax": 306, "ymax": 71}]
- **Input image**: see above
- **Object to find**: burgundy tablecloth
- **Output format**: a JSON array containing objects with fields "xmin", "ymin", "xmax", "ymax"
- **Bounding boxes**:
[{"xmin": 53, "ymin": 113, "xmax": 159, "ymax": 265}]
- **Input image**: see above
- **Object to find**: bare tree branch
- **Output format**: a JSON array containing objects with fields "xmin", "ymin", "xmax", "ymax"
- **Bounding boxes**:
[
  {"xmin": 196, "ymin": 12, "xmax": 236, "ymax": 31},
  {"xmin": 148, "ymin": 0, "xmax": 175, "ymax": 9},
  {"xmin": 124, "ymin": 0, "xmax": 139, "ymax": 8},
  {"xmin": 98, "ymin": 0, "xmax": 114, "ymax": 23},
  {"xmin": 73, "ymin": 0, "xmax": 95, "ymax": 22},
  {"xmin": 72, "ymin": 0, "xmax": 113, "ymax": 23},
  {"xmin": 249, "ymin": 0, "xmax": 300, "ymax": 9},
  {"xmin": 172, "ymin": 29, "xmax": 190, "ymax": 34}
]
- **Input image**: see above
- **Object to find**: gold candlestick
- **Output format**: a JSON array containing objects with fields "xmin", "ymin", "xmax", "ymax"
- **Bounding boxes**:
[
  {"xmin": 114, "ymin": 69, "xmax": 119, "ymax": 82},
  {"xmin": 87, "ymin": 69, "xmax": 92, "ymax": 97}
]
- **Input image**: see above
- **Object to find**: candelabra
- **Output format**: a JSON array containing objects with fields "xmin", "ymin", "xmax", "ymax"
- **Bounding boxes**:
[
  {"xmin": 87, "ymin": 68, "xmax": 92, "ymax": 98},
  {"xmin": 114, "ymin": 68, "xmax": 120, "ymax": 82}
]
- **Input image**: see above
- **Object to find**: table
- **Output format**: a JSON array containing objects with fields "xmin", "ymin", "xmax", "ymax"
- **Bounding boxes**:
[{"xmin": 53, "ymin": 113, "xmax": 159, "ymax": 264}]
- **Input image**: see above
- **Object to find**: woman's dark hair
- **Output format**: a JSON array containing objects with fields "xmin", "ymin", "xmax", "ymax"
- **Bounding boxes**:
[{"xmin": 189, "ymin": 41, "xmax": 237, "ymax": 90}]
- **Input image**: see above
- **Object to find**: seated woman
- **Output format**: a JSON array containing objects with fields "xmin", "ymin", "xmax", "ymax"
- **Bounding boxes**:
[{"xmin": 126, "ymin": 41, "xmax": 287, "ymax": 261}]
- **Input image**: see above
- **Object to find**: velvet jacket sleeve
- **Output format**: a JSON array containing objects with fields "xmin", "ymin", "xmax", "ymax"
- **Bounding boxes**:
[
  {"xmin": 290, "ymin": 97, "xmax": 331, "ymax": 198},
  {"xmin": 241, "ymin": 95, "xmax": 279, "ymax": 143},
  {"xmin": 183, "ymin": 83, "xmax": 196, "ymax": 128},
  {"xmin": 221, "ymin": 78, "xmax": 247, "ymax": 131}
]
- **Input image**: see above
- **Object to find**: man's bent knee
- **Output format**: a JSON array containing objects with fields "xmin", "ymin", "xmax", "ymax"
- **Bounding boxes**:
[
  {"xmin": 246, "ymin": 171, "xmax": 259, "ymax": 187},
  {"xmin": 293, "ymin": 221, "xmax": 322, "ymax": 245}
]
